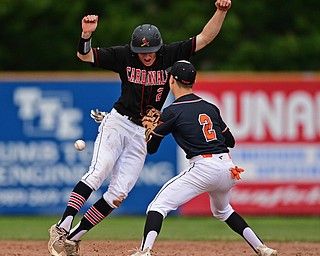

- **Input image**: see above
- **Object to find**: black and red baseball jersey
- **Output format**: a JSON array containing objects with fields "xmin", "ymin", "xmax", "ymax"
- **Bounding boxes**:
[
  {"xmin": 91, "ymin": 38, "xmax": 196, "ymax": 120},
  {"xmin": 148, "ymin": 93, "xmax": 235, "ymax": 159}
]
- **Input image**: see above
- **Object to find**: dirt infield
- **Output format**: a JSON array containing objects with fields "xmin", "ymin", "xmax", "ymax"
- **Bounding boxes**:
[{"xmin": 0, "ymin": 240, "xmax": 319, "ymax": 256}]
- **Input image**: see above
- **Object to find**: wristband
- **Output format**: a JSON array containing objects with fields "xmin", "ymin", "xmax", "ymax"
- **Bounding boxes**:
[{"xmin": 78, "ymin": 37, "xmax": 92, "ymax": 55}]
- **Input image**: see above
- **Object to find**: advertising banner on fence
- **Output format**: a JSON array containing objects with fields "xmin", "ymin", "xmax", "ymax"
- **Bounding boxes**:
[
  {"xmin": 180, "ymin": 74, "xmax": 320, "ymax": 215},
  {"xmin": 0, "ymin": 78, "xmax": 177, "ymax": 215},
  {"xmin": 1, "ymin": 73, "xmax": 319, "ymax": 216}
]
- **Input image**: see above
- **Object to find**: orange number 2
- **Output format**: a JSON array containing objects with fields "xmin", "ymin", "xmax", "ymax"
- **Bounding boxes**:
[{"xmin": 198, "ymin": 114, "xmax": 217, "ymax": 142}]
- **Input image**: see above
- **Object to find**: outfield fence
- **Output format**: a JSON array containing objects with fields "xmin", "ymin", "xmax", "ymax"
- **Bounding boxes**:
[{"xmin": 1, "ymin": 72, "xmax": 319, "ymax": 216}]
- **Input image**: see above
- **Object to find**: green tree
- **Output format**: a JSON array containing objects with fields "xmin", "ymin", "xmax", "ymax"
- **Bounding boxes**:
[{"xmin": 0, "ymin": 0, "xmax": 319, "ymax": 71}]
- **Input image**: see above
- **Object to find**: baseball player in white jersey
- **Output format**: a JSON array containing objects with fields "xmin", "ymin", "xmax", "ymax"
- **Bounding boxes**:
[{"xmin": 130, "ymin": 61, "xmax": 278, "ymax": 256}]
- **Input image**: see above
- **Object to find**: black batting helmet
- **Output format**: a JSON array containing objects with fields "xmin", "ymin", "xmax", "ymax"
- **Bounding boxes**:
[{"xmin": 130, "ymin": 24, "xmax": 163, "ymax": 54}]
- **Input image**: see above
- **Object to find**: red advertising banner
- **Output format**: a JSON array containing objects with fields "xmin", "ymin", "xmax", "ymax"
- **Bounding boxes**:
[
  {"xmin": 179, "ymin": 73, "xmax": 320, "ymax": 215},
  {"xmin": 180, "ymin": 182, "xmax": 320, "ymax": 216}
]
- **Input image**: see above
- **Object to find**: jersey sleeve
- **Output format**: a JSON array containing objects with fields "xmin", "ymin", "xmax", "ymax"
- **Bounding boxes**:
[
  {"xmin": 153, "ymin": 108, "xmax": 176, "ymax": 137},
  {"xmin": 162, "ymin": 37, "xmax": 196, "ymax": 66},
  {"xmin": 222, "ymin": 128, "xmax": 235, "ymax": 148},
  {"xmin": 91, "ymin": 46, "xmax": 127, "ymax": 72},
  {"xmin": 147, "ymin": 108, "xmax": 176, "ymax": 154},
  {"xmin": 215, "ymin": 105, "xmax": 235, "ymax": 148}
]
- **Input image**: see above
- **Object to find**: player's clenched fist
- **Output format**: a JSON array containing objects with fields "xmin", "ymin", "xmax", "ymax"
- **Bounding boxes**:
[
  {"xmin": 215, "ymin": 0, "xmax": 231, "ymax": 11},
  {"xmin": 81, "ymin": 15, "xmax": 98, "ymax": 35}
]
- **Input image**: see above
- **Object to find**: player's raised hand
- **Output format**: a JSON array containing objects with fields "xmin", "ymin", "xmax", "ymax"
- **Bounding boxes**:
[
  {"xmin": 81, "ymin": 15, "xmax": 98, "ymax": 36},
  {"xmin": 215, "ymin": 0, "xmax": 231, "ymax": 11}
]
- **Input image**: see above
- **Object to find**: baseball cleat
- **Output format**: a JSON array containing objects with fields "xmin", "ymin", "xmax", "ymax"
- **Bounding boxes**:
[
  {"xmin": 129, "ymin": 247, "xmax": 152, "ymax": 256},
  {"xmin": 65, "ymin": 239, "xmax": 81, "ymax": 256},
  {"xmin": 48, "ymin": 224, "xmax": 68, "ymax": 256},
  {"xmin": 257, "ymin": 245, "xmax": 278, "ymax": 256}
]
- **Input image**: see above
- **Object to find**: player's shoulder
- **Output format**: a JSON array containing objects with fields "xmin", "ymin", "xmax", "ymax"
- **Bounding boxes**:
[
  {"xmin": 161, "ymin": 105, "xmax": 177, "ymax": 120},
  {"xmin": 110, "ymin": 44, "xmax": 131, "ymax": 53},
  {"xmin": 95, "ymin": 44, "xmax": 130, "ymax": 57},
  {"xmin": 162, "ymin": 37, "xmax": 194, "ymax": 50},
  {"xmin": 199, "ymin": 96, "xmax": 218, "ymax": 108}
]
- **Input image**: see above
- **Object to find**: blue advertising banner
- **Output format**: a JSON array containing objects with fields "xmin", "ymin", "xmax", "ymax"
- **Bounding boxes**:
[{"xmin": 0, "ymin": 79, "xmax": 177, "ymax": 215}]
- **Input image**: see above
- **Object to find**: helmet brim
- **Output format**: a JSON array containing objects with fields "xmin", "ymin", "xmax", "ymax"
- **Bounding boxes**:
[{"xmin": 130, "ymin": 44, "xmax": 162, "ymax": 54}]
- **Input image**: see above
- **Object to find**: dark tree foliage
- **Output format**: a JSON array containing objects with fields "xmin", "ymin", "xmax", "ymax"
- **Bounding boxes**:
[{"xmin": 0, "ymin": 0, "xmax": 319, "ymax": 71}]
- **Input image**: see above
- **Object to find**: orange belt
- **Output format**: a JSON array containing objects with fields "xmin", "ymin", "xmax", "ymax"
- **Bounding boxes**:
[
  {"xmin": 201, "ymin": 154, "xmax": 213, "ymax": 158},
  {"xmin": 201, "ymin": 153, "xmax": 232, "ymax": 159}
]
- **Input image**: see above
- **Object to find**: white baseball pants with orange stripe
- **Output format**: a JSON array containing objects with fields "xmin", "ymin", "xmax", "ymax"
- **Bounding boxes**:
[{"xmin": 147, "ymin": 153, "xmax": 236, "ymax": 221}]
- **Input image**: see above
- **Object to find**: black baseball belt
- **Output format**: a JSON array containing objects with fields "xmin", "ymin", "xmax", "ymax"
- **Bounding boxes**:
[{"xmin": 115, "ymin": 107, "xmax": 143, "ymax": 127}]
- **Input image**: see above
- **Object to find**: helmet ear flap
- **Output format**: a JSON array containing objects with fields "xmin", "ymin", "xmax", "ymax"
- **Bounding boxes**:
[{"xmin": 130, "ymin": 24, "xmax": 163, "ymax": 54}]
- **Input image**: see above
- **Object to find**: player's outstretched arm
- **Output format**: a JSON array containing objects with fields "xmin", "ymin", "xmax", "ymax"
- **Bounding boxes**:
[
  {"xmin": 195, "ymin": 0, "xmax": 231, "ymax": 52},
  {"xmin": 77, "ymin": 15, "xmax": 99, "ymax": 63}
]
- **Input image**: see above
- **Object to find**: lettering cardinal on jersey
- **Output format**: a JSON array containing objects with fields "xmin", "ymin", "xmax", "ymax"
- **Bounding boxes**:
[{"xmin": 127, "ymin": 67, "xmax": 168, "ymax": 85}]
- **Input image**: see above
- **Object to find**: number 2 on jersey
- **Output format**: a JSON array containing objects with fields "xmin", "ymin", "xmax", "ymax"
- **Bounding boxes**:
[
  {"xmin": 156, "ymin": 87, "xmax": 164, "ymax": 102},
  {"xmin": 198, "ymin": 114, "xmax": 217, "ymax": 141}
]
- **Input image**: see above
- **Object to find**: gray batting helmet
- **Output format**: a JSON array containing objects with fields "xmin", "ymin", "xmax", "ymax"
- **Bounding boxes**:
[{"xmin": 130, "ymin": 24, "xmax": 163, "ymax": 54}]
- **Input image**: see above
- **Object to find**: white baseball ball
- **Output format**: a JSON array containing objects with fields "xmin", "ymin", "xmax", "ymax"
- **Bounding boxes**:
[{"xmin": 74, "ymin": 139, "xmax": 86, "ymax": 151}]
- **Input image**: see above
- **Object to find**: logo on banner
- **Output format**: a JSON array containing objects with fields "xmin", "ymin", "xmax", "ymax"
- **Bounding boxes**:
[{"xmin": 14, "ymin": 87, "xmax": 83, "ymax": 140}]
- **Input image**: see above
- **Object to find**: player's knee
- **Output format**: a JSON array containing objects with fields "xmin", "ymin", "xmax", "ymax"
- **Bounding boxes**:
[
  {"xmin": 81, "ymin": 174, "xmax": 105, "ymax": 191},
  {"xmin": 147, "ymin": 203, "xmax": 170, "ymax": 218},
  {"xmin": 212, "ymin": 205, "xmax": 234, "ymax": 221},
  {"xmin": 103, "ymin": 192, "xmax": 127, "ymax": 208}
]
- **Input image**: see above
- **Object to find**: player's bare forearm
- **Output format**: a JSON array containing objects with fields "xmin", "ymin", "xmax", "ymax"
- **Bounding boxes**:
[
  {"xmin": 77, "ymin": 50, "xmax": 94, "ymax": 62},
  {"xmin": 195, "ymin": 0, "xmax": 231, "ymax": 52},
  {"xmin": 81, "ymin": 31, "xmax": 93, "ymax": 40}
]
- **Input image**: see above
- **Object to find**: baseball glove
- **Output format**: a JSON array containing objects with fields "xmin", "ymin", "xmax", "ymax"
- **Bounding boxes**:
[
  {"xmin": 142, "ymin": 107, "xmax": 161, "ymax": 142},
  {"xmin": 90, "ymin": 109, "xmax": 107, "ymax": 123},
  {"xmin": 230, "ymin": 166, "xmax": 244, "ymax": 180}
]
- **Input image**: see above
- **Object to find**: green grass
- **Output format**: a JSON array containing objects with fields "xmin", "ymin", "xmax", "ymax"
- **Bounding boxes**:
[{"xmin": 1, "ymin": 215, "xmax": 319, "ymax": 242}]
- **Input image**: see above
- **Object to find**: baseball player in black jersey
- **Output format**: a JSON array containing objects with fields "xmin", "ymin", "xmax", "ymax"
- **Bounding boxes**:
[
  {"xmin": 130, "ymin": 61, "xmax": 278, "ymax": 256},
  {"xmin": 48, "ymin": 1, "xmax": 233, "ymax": 256}
]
